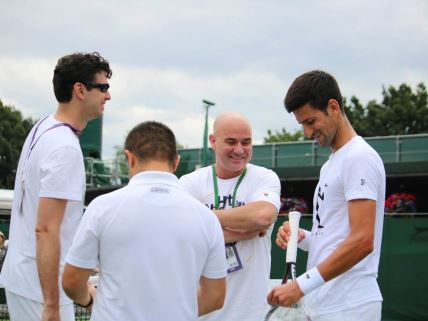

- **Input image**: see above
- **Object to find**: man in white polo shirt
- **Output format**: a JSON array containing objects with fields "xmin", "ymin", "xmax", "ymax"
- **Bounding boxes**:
[{"xmin": 62, "ymin": 121, "xmax": 227, "ymax": 321}]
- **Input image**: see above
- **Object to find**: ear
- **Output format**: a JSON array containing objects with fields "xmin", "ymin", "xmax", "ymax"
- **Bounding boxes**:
[
  {"xmin": 208, "ymin": 134, "xmax": 216, "ymax": 149},
  {"xmin": 172, "ymin": 154, "xmax": 181, "ymax": 173},
  {"xmin": 73, "ymin": 83, "xmax": 86, "ymax": 100},
  {"xmin": 124, "ymin": 149, "xmax": 135, "ymax": 169},
  {"xmin": 327, "ymin": 99, "xmax": 341, "ymax": 115}
]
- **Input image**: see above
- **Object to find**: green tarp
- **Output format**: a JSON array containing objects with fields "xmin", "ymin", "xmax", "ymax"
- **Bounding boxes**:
[{"xmin": 270, "ymin": 214, "xmax": 428, "ymax": 321}]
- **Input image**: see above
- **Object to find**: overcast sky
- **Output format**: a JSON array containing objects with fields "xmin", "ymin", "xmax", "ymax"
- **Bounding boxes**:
[{"xmin": 1, "ymin": 0, "xmax": 427, "ymax": 158}]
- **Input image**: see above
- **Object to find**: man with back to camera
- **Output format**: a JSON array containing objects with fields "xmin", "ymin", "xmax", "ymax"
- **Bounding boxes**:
[
  {"xmin": 0, "ymin": 52, "xmax": 112, "ymax": 321},
  {"xmin": 268, "ymin": 70, "xmax": 386, "ymax": 321},
  {"xmin": 179, "ymin": 111, "xmax": 281, "ymax": 321},
  {"xmin": 62, "ymin": 121, "xmax": 227, "ymax": 321}
]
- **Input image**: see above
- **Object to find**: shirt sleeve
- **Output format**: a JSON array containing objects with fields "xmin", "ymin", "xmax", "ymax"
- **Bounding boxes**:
[
  {"xmin": 178, "ymin": 170, "xmax": 207, "ymax": 202},
  {"xmin": 39, "ymin": 145, "xmax": 84, "ymax": 201},
  {"xmin": 65, "ymin": 201, "xmax": 100, "ymax": 269},
  {"xmin": 201, "ymin": 208, "xmax": 227, "ymax": 279},
  {"xmin": 178, "ymin": 173, "xmax": 193, "ymax": 193},
  {"xmin": 342, "ymin": 151, "xmax": 384, "ymax": 202},
  {"xmin": 249, "ymin": 169, "xmax": 281, "ymax": 211}
]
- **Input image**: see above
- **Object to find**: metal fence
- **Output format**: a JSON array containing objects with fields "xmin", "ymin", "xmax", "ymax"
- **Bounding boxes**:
[{"xmin": 83, "ymin": 134, "xmax": 428, "ymax": 186}]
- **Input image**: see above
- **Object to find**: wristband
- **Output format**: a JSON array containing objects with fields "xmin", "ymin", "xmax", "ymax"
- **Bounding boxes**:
[
  {"xmin": 76, "ymin": 293, "xmax": 93, "ymax": 308},
  {"xmin": 296, "ymin": 267, "xmax": 325, "ymax": 295}
]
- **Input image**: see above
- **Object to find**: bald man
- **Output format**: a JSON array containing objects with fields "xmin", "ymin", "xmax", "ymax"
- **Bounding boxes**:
[{"xmin": 179, "ymin": 112, "xmax": 281, "ymax": 321}]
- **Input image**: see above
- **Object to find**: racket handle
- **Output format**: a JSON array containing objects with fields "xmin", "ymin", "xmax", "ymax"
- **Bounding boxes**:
[{"xmin": 286, "ymin": 210, "xmax": 301, "ymax": 263}]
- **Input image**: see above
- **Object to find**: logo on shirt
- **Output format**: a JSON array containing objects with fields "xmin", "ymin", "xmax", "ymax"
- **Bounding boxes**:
[
  {"xmin": 361, "ymin": 179, "xmax": 366, "ymax": 186},
  {"xmin": 315, "ymin": 186, "xmax": 325, "ymax": 229},
  {"xmin": 150, "ymin": 187, "xmax": 169, "ymax": 193},
  {"xmin": 206, "ymin": 194, "xmax": 245, "ymax": 210}
]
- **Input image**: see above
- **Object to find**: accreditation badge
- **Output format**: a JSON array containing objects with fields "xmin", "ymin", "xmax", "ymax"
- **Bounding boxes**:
[{"xmin": 226, "ymin": 243, "xmax": 243, "ymax": 273}]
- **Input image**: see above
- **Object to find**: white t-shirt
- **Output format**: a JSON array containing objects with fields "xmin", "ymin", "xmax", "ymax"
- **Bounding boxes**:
[
  {"xmin": 65, "ymin": 171, "xmax": 226, "ymax": 321},
  {"xmin": 179, "ymin": 163, "xmax": 281, "ymax": 321},
  {"xmin": 304, "ymin": 136, "xmax": 386, "ymax": 317},
  {"xmin": 0, "ymin": 114, "xmax": 85, "ymax": 304}
]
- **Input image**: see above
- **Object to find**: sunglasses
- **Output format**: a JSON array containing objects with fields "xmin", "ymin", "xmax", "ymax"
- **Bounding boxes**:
[{"xmin": 84, "ymin": 82, "xmax": 110, "ymax": 93}]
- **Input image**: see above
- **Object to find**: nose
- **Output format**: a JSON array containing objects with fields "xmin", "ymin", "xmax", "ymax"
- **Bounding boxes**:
[
  {"xmin": 105, "ymin": 91, "xmax": 112, "ymax": 100},
  {"xmin": 303, "ymin": 125, "xmax": 313, "ymax": 139},
  {"xmin": 233, "ymin": 143, "xmax": 244, "ymax": 154}
]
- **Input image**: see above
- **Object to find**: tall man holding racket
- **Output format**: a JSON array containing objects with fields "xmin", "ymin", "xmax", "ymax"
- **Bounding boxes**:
[
  {"xmin": 179, "ymin": 112, "xmax": 281, "ymax": 321},
  {"xmin": 62, "ymin": 121, "xmax": 227, "ymax": 321},
  {"xmin": 268, "ymin": 70, "xmax": 386, "ymax": 320},
  {"xmin": 0, "ymin": 52, "xmax": 112, "ymax": 321}
]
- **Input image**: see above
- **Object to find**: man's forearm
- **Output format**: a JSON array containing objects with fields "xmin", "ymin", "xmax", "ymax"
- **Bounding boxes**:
[
  {"xmin": 318, "ymin": 229, "xmax": 373, "ymax": 282},
  {"xmin": 318, "ymin": 199, "xmax": 376, "ymax": 282},
  {"xmin": 63, "ymin": 279, "xmax": 91, "ymax": 307},
  {"xmin": 214, "ymin": 201, "xmax": 277, "ymax": 231},
  {"xmin": 223, "ymin": 227, "xmax": 262, "ymax": 243},
  {"xmin": 197, "ymin": 277, "xmax": 226, "ymax": 316},
  {"xmin": 36, "ymin": 231, "xmax": 60, "ymax": 309},
  {"xmin": 62, "ymin": 264, "xmax": 95, "ymax": 308}
]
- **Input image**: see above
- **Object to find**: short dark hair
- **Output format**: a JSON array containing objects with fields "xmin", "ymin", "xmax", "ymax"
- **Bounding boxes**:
[
  {"xmin": 284, "ymin": 70, "xmax": 343, "ymax": 113},
  {"xmin": 53, "ymin": 52, "xmax": 112, "ymax": 103},
  {"xmin": 125, "ymin": 121, "xmax": 177, "ymax": 166}
]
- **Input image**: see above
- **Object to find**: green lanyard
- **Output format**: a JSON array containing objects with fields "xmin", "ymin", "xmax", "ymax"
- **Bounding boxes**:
[{"xmin": 212, "ymin": 165, "xmax": 247, "ymax": 210}]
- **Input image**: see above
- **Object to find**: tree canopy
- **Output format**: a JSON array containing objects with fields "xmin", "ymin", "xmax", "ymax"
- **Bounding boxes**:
[
  {"xmin": 0, "ymin": 100, "xmax": 35, "ymax": 189},
  {"xmin": 265, "ymin": 82, "xmax": 428, "ymax": 142},
  {"xmin": 345, "ymin": 83, "xmax": 428, "ymax": 137},
  {"xmin": 264, "ymin": 128, "xmax": 304, "ymax": 143}
]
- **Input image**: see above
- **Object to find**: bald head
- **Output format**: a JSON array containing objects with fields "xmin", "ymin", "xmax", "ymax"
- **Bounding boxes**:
[
  {"xmin": 213, "ymin": 112, "xmax": 252, "ymax": 136},
  {"xmin": 209, "ymin": 112, "xmax": 253, "ymax": 179}
]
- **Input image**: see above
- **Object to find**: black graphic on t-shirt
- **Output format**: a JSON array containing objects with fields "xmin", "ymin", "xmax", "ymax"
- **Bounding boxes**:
[
  {"xmin": 315, "ymin": 186, "xmax": 324, "ymax": 229},
  {"xmin": 206, "ymin": 194, "xmax": 245, "ymax": 210}
]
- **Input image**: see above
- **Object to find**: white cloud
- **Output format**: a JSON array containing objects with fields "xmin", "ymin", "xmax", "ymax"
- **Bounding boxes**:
[{"xmin": 0, "ymin": 0, "xmax": 427, "ymax": 158}]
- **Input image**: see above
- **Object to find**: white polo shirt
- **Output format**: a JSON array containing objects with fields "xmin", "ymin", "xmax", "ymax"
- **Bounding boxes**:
[{"xmin": 66, "ymin": 171, "xmax": 226, "ymax": 321}]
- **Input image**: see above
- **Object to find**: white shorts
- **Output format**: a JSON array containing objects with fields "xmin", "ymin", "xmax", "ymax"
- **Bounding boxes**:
[
  {"xmin": 314, "ymin": 301, "xmax": 382, "ymax": 321},
  {"xmin": 5, "ymin": 290, "xmax": 75, "ymax": 321}
]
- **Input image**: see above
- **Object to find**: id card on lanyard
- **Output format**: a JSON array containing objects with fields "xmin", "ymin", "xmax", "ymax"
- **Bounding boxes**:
[{"xmin": 212, "ymin": 164, "xmax": 247, "ymax": 274}]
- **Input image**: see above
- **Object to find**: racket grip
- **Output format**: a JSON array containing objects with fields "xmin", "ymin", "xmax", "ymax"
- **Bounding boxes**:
[{"xmin": 286, "ymin": 211, "xmax": 301, "ymax": 263}]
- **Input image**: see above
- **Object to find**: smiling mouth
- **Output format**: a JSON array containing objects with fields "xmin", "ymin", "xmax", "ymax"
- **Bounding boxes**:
[{"xmin": 230, "ymin": 155, "xmax": 246, "ymax": 160}]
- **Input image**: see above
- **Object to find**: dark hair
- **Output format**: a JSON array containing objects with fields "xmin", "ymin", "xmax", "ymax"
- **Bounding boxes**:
[
  {"xmin": 53, "ymin": 52, "xmax": 112, "ymax": 103},
  {"xmin": 284, "ymin": 70, "xmax": 343, "ymax": 113},
  {"xmin": 125, "ymin": 121, "xmax": 177, "ymax": 166}
]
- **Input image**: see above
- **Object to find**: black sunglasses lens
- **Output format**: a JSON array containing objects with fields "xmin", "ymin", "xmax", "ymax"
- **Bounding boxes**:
[
  {"xmin": 100, "ymin": 84, "xmax": 109, "ymax": 93},
  {"xmin": 85, "ymin": 83, "xmax": 109, "ymax": 93}
]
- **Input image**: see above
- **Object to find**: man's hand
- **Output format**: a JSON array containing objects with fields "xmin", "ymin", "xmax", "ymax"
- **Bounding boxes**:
[
  {"xmin": 85, "ymin": 281, "xmax": 97, "ymax": 312},
  {"xmin": 276, "ymin": 221, "xmax": 305, "ymax": 249},
  {"xmin": 267, "ymin": 281, "xmax": 304, "ymax": 307}
]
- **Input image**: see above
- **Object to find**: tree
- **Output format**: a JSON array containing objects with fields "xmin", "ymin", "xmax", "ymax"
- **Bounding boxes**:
[
  {"xmin": 267, "ymin": 82, "xmax": 428, "ymax": 142},
  {"xmin": 264, "ymin": 128, "xmax": 304, "ymax": 143},
  {"xmin": 345, "ymin": 83, "xmax": 428, "ymax": 136},
  {"xmin": 0, "ymin": 100, "xmax": 35, "ymax": 189}
]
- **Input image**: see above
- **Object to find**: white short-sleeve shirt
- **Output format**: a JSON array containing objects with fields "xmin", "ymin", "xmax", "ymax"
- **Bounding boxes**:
[
  {"xmin": 66, "ymin": 171, "xmax": 226, "ymax": 321},
  {"xmin": 0, "ymin": 114, "xmax": 85, "ymax": 304},
  {"xmin": 179, "ymin": 163, "xmax": 281, "ymax": 321},
  {"xmin": 305, "ymin": 136, "xmax": 386, "ymax": 317}
]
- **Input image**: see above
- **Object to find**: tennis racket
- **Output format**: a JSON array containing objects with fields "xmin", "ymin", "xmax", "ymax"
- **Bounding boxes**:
[{"xmin": 264, "ymin": 211, "xmax": 312, "ymax": 321}]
